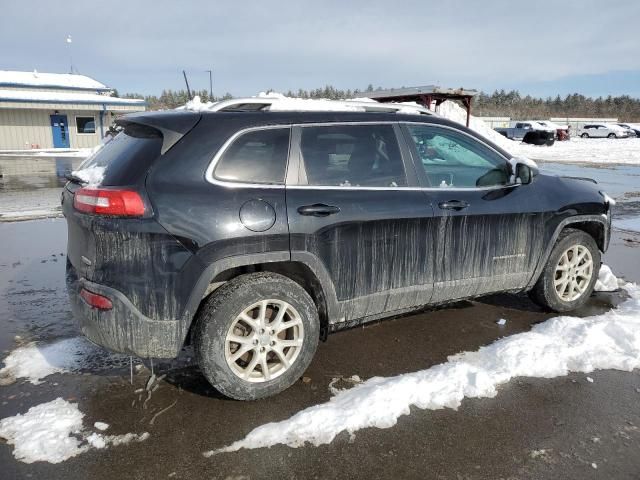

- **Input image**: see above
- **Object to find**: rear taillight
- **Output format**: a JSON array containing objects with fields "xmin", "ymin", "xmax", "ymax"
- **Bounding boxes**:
[
  {"xmin": 74, "ymin": 187, "xmax": 146, "ymax": 217},
  {"xmin": 80, "ymin": 288, "xmax": 113, "ymax": 310}
]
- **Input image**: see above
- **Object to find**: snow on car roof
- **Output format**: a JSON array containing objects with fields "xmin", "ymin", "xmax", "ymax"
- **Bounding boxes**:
[
  {"xmin": 0, "ymin": 70, "xmax": 108, "ymax": 91},
  {"xmin": 180, "ymin": 92, "xmax": 433, "ymax": 115}
]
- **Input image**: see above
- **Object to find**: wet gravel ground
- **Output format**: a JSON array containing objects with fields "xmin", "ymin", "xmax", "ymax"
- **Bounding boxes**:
[{"xmin": 0, "ymin": 161, "xmax": 640, "ymax": 479}]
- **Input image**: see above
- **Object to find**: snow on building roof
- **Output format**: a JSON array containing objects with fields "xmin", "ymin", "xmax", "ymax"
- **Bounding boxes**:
[
  {"xmin": 0, "ymin": 89, "xmax": 145, "ymax": 107},
  {"xmin": 0, "ymin": 70, "xmax": 109, "ymax": 91}
]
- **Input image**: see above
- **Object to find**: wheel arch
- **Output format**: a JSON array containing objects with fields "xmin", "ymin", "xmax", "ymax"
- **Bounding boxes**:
[
  {"xmin": 526, "ymin": 214, "xmax": 609, "ymax": 290},
  {"xmin": 180, "ymin": 253, "xmax": 338, "ymax": 347}
]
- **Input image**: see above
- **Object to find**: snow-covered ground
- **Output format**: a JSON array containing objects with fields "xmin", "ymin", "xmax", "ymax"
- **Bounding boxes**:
[
  {"xmin": 208, "ymin": 268, "xmax": 637, "ymax": 455},
  {"xmin": 0, "ymin": 398, "xmax": 149, "ymax": 463},
  {"xmin": 436, "ymin": 101, "xmax": 640, "ymax": 165}
]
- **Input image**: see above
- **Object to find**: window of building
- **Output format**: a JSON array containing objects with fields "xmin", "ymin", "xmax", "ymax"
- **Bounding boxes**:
[
  {"xmin": 214, "ymin": 128, "xmax": 290, "ymax": 185},
  {"xmin": 76, "ymin": 116, "xmax": 96, "ymax": 134},
  {"xmin": 299, "ymin": 124, "xmax": 406, "ymax": 188}
]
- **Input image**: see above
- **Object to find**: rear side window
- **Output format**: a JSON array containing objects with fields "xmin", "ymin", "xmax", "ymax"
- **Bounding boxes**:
[
  {"xmin": 299, "ymin": 124, "xmax": 406, "ymax": 187},
  {"xmin": 76, "ymin": 125, "xmax": 162, "ymax": 186},
  {"xmin": 214, "ymin": 128, "xmax": 290, "ymax": 185}
]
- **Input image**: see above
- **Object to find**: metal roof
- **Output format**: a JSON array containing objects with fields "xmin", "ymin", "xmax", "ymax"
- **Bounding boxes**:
[
  {"xmin": 364, "ymin": 85, "xmax": 479, "ymax": 99},
  {"xmin": 0, "ymin": 70, "xmax": 109, "ymax": 91}
]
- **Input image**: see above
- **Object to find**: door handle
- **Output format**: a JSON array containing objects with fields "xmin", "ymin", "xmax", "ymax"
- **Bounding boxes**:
[
  {"xmin": 297, "ymin": 204, "xmax": 341, "ymax": 217},
  {"xmin": 438, "ymin": 200, "xmax": 470, "ymax": 211}
]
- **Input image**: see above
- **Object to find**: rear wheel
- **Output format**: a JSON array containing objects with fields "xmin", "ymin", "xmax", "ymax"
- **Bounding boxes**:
[
  {"xmin": 607, "ymin": 133, "xmax": 616, "ymax": 139},
  {"xmin": 529, "ymin": 229, "xmax": 600, "ymax": 312},
  {"xmin": 581, "ymin": 132, "xmax": 589, "ymax": 138},
  {"xmin": 194, "ymin": 272, "xmax": 319, "ymax": 400}
]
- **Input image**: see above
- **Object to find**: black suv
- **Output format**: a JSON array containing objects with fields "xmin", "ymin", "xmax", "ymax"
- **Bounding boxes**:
[{"xmin": 63, "ymin": 109, "xmax": 612, "ymax": 400}]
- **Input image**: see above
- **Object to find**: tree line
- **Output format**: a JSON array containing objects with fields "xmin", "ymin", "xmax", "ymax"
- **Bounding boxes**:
[{"xmin": 119, "ymin": 86, "xmax": 640, "ymax": 121}]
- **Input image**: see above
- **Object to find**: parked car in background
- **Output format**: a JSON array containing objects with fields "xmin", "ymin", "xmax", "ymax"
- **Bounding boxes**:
[
  {"xmin": 537, "ymin": 121, "xmax": 570, "ymax": 141},
  {"xmin": 495, "ymin": 121, "xmax": 555, "ymax": 145},
  {"xmin": 616, "ymin": 123, "xmax": 640, "ymax": 137},
  {"xmin": 579, "ymin": 123, "xmax": 630, "ymax": 138},
  {"xmin": 63, "ymin": 99, "xmax": 612, "ymax": 399}
]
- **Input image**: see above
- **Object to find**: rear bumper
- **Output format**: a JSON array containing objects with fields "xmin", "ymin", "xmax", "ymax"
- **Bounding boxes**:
[{"xmin": 66, "ymin": 262, "xmax": 182, "ymax": 358}]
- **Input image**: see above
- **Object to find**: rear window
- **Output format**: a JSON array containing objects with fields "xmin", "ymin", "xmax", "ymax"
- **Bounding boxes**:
[
  {"xmin": 214, "ymin": 128, "xmax": 290, "ymax": 185},
  {"xmin": 76, "ymin": 125, "xmax": 162, "ymax": 186}
]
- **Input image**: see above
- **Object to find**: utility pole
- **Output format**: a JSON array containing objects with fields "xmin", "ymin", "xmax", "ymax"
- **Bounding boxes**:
[
  {"xmin": 182, "ymin": 70, "xmax": 192, "ymax": 99},
  {"xmin": 206, "ymin": 69, "xmax": 213, "ymax": 99}
]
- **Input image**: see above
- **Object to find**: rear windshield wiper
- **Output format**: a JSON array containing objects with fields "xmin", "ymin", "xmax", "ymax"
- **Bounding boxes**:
[{"xmin": 64, "ymin": 173, "xmax": 86, "ymax": 185}]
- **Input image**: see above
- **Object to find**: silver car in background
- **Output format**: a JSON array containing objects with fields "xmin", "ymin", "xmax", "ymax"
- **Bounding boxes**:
[{"xmin": 579, "ymin": 123, "xmax": 630, "ymax": 138}]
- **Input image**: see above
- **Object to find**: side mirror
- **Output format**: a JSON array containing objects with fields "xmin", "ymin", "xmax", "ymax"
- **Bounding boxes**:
[{"xmin": 510, "ymin": 157, "xmax": 539, "ymax": 185}]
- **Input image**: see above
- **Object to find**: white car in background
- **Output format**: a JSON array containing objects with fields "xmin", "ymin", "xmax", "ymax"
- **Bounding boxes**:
[{"xmin": 580, "ymin": 123, "xmax": 630, "ymax": 139}]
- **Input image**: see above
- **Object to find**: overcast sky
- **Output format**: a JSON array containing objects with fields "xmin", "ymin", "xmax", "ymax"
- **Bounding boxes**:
[{"xmin": 1, "ymin": 0, "xmax": 639, "ymax": 98}]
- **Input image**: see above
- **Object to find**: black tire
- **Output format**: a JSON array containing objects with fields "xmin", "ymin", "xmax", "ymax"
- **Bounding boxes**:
[
  {"xmin": 193, "ymin": 272, "xmax": 319, "ymax": 400},
  {"xmin": 607, "ymin": 133, "xmax": 616, "ymax": 139},
  {"xmin": 581, "ymin": 132, "xmax": 589, "ymax": 138},
  {"xmin": 529, "ymin": 228, "xmax": 601, "ymax": 312}
]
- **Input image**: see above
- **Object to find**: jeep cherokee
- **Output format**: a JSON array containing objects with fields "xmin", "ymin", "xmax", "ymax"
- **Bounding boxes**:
[{"xmin": 63, "ymin": 104, "xmax": 612, "ymax": 400}]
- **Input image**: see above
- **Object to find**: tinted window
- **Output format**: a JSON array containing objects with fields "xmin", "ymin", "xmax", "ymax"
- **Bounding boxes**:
[
  {"xmin": 300, "ymin": 124, "xmax": 406, "ymax": 187},
  {"xmin": 406, "ymin": 125, "xmax": 509, "ymax": 188},
  {"xmin": 77, "ymin": 125, "xmax": 162, "ymax": 186},
  {"xmin": 215, "ymin": 128, "xmax": 290, "ymax": 184}
]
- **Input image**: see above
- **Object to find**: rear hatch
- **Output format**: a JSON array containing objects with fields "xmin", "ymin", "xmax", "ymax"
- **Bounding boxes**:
[{"xmin": 63, "ymin": 111, "xmax": 200, "ymax": 281}]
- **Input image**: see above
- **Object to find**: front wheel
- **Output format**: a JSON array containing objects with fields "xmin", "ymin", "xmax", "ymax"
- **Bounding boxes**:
[
  {"xmin": 194, "ymin": 272, "xmax": 320, "ymax": 400},
  {"xmin": 529, "ymin": 228, "xmax": 600, "ymax": 312},
  {"xmin": 607, "ymin": 133, "xmax": 616, "ymax": 139},
  {"xmin": 581, "ymin": 132, "xmax": 589, "ymax": 138}
]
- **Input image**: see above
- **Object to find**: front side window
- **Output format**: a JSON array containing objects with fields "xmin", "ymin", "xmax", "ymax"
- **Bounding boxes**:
[
  {"xmin": 406, "ymin": 125, "xmax": 509, "ymax": 188},
  {"xmin": 76, "ymin": 116, "xmax": 96, "ymax": 134},
  {"xmin": 299, "ymin": 124, "xmax": 406, "ymax": 187},
  {"xmin": 214, "ymin": 128, "xmax": 290, "ymax": 185}
]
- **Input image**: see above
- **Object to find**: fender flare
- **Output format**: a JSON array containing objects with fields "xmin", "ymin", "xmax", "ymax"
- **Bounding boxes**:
[
  {"xmin": 178, "ymin": 251, "xmax": 340, "ymax": 343},
  {"xmin": 526, "ymin": 214, "xmax": 610, "ymax": 290}
]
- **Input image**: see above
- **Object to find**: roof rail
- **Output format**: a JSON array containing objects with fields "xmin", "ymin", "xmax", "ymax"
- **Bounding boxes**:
[{"xmin": 181, "ymin": 96, "xmax": 434, "ymax": 116}]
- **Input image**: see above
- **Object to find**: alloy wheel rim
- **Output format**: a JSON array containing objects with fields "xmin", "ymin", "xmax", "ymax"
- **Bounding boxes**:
[
  {"xmin": 225, "ymin": 299, "xmax": 304, "ymax": 383},
  {"xmin": 554, "ymin": 244, "xmax": 593, "ymax": 302}
]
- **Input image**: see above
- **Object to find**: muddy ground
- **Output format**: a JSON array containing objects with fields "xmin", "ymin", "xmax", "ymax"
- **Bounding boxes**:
[{"xmin": 0, "ymin": 159, "xmax": 639, "ymax": 479}]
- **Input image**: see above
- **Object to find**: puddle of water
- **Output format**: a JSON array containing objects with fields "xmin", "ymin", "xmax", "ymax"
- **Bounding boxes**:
[
  {"xmin": 0, "ymin": 219, "xmax": 74, "ymax": 352},
  {"xmin": 540, "ymin": 161, "xmax": 640, "ymax": 202}
]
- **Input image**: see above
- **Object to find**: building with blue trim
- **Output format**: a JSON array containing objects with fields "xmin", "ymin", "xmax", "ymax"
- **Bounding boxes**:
[{"xmin": 0, "ymin": 70, "xmax": 146, "ymax": 150}]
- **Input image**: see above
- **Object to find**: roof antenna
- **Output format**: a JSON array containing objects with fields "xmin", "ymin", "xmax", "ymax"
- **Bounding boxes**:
[{"xmin": 182, "ymin": 70, "xmax": 193, "ymax": 100}]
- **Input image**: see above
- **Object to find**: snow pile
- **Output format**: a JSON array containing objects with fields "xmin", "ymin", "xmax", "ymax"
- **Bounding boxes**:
[
  {"xmin": 209, "ymin": 272, "xmax": 640, "ymax": 454},
  {"xmin": 71, "ymin": 165, "xmax": 105, "ymax": 186},
  {"xmin": 0, "ymin": 398, "xmax": 85, "ymax": 463},
  {"xmin": 595, "ymin": 264, "xmax": 620, "ymax": 292},
  {"xmin": 0, "ymin": 337, "xmax": 129, "ymax": 385},
  {"xmin": 0, "ymin": 398, "xmax": 149, "ymax": 463},
  {"xmin": 182, "ymin": 95, "xmax": 217, "ymax": 112},
  {"xmin": 437, "ymin": 101, "xmax": 515, "ymax": 151}
]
